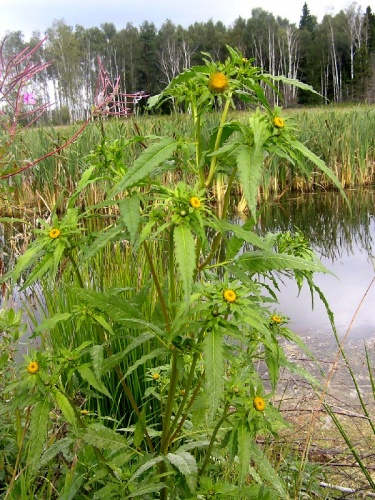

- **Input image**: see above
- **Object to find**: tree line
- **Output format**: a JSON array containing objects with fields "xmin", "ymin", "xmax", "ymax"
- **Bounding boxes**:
[{"xmin": 2, "ymin": 2, "xmax": 375, "ymax": 123}]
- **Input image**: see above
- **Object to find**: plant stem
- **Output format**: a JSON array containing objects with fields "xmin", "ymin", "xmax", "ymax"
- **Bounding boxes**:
[
  {"xmin": 199, "ymin": 401, "xmax": 230, "ymax": 475},
  {"xmin": 205, "ymin": 95, "xmax": 232, "ymax": 189},
  {"xmin": 67, "ymin": 250, "xmax": 84, "ymax": 288},
  {"xmin": 143, "ymin": 240, "xmax": 170, "ymax": 332},
  {"xmin": 168, "ymin": 225, "xmax": 176, "ymax": 318},
  {"xmin": 5, "ymin": 407, "xmax": 31, "ymax": 499},
  {"xmin": 166, "ymin": 328, "xmax": 206, "ymax": 442},
  {"xmin": 192, "ymin": 103, "xmax": 204, "ymax": 189},
  {"xmin": 160, "ymin": 350, "xmax": 179, "ymax": 455},
  {"xmin": 169, "ymin": 378, "xmax": 203, "ymax": 446},
  {"xmin": 159, "ymin": 349, "xmax": 180, "ymax": 500}
]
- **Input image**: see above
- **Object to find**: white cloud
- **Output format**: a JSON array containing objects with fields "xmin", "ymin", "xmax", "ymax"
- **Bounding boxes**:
[{"xmin": 0, "ymin": 0, "xmax": 362, "ymax": 40}]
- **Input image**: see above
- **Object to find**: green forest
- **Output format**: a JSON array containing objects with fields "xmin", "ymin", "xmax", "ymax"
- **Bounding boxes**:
[{"xmin": 1, "ymin": 1, "xmax": 375, "ymax": 124}]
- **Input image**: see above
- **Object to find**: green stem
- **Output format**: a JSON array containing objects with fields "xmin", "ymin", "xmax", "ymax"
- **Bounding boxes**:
[
  {"xmin": 205, "ymin": 95, "xmax": 232, "ymax": 189},
  {"xmin": 67, "ymin": 250, "xmax": 84, "ymax": 288},
  {"xmin": 192, "ymin": 105, "xmax": 205, "ymax": 190},
  {"xmin": 168, "ymin": 225, "xmax": 176, "ymax": 318},
  {"xmin": 199, "ymin": 401, "xmax": 230, "ymax": 476},
  {"xmin": 143, "ymin": 240, "xmax": 170, "ymax": 332},
  {"xmin": 169, "ymin": 378, "xmax": 203, "ymax": 446},
  {"xmin": 5, "ymin": 407, "xmax": 31, "ymax": 500},
  {"xmin": 166, "ymin": 328, "xmax": 205, "ymax": 442},
  {"xmin": 160, "ymin": 350, "xmax": 179, "ymax": 455}
]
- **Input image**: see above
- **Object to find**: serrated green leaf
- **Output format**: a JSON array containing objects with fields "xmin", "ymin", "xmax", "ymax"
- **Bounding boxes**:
[
  {"xmin": 237, "ymin": 422, "xmax": 252, "ymax": 485},
  {"xmin": 268, "ymin": 74, "xmax": 321, "ymax": 95},
  {"xmin": 68, "ymin": 164, "xmax": 99, "ymax": 208},
  {"xmin": 73, "ymin": 288, "xmax": 144, "ymax": 322},
  {"xmin": 29, "ymin": 398, "xmax": 51, "ymax": 464},
  {"xmin": 36, "ymin": 437, "xmax": 75, "ymax": 473},
  {"xmin": 111, "ymin": 137, "xmax": 178, "ymax": 194},
  {"xmin": 0, "ymin": 216, "xmax": 28, "ymax": 224},
  {"xmin": 124, "ymin": 347, "xmax": 167, "ymax": 379},
  {"xmin": 290, "ymin": 140, "xmax": 349, "ymax": 205},
  {"xmin": 52, "ymin": 240, "xmax": 67, "ymax": 275},
  {"xmin": 54, "ymin": 390, "xmax": 78, "ymax": 429},
  {"xmin": 203, "ymin": 329, "xmax": 224, "ymax": 421},
  {"xmin": 81, "ymin": 223, "xmax": 126, "ymax": 262},
  {"xmin": 102, "ymin": 331, "xmax": 156, "ymax": 372},
  {"xmin": 248, "ymin": 440, "xmax": 288, "ymax": 498},
  {"xmin": 1, "ymin": 238, "xmax": 47, "ymax": 284},
  {"xmin": 127, "ymin": 484, "xmax": 164, "ymax": 498},
  {"xmin": 265, "ymin": 347, "xmax": 280, "ymax": 390},
  {"xmin": 93, "ymin": 313, "xmax": 115, "ymax": 336},
  {"xmin": 20, "ymin": 252, "xmax": 54, "ymax": 290},
  {"xmin": 166, "ymin": 451, "xmax": 198, "ymax": 493},
  {"xmin": 236, "ymin": 144, "xmax": 264, "ymax": 219},
  {"xmin": 133, "ymin": 404, "xmax": 147, "ymax": 448},
  {"xmin": 77, "ymin": 364, "xmax": 112, "ymax": 398},
  {"xmin": 128, "ymin": 455, "xmax": 164, "ymax": 483},
  {"xmin": 90, "ymin": 344, "xmax": 104, "ymax": 375},
  {"xmin": 216, "ymin": 219, "xmax": 268, "ymax": 254},
  {"xmin": 34, "ymin": 312, "xmax": 73, "ymax": 334},
  {"xmin": 237, "ymin": 251, "xmax": 329, "ymax": 275},
  {"xmin": 174, "ymin": 224, "xmax": 195, "ymax": 303},
  {"xmin": 119, "ymin": 193, "xmax": 141, "ymax": 246},
  {"xmin": 81, "ymin": 423, "xmax": 129, "ymax": 451}
]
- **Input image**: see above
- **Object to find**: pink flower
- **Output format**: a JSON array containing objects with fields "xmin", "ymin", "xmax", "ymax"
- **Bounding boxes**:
[{"xmin": 23, "ymin": 92, "xmax": 36, "ymax": 105}]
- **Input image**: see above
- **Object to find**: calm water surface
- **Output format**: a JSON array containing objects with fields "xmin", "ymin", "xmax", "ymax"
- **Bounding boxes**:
[{"xmin": 257, "ymin": 189, "xmax": 375, "ymax": 339}]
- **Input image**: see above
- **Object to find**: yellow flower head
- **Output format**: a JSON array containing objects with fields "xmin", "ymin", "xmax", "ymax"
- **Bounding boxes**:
[
  {"xmin": 273, "ymin": 116, "xmax": 285, "ymax": 129},
  {"xmin": 190, "ymin": 196, "xmax": 201, "ymax": 209},
  {"xmin": 27, "ymin": 361, "xmax": 39, "ymax": 374},
  {"xmin": 208, "ymin": 72, "xmax": 229, "ymax": 93},
  {"xmin": 152, "ymin": 373, "xmax": 160, "ymax": 380},
  {"xmin": 223, "ymin": 289, "xmax": 237, "ymax": 303},
  {"xmin": 81, "ymin": 409, "xmax": 89, "ymax": 415},
  {"xmin": 49, "ymin": 228, "xmax": 61, "ymax": 239},
  {"xmin": 253, "ymin": 396, "xmax": 266, "ymax": 412},
  {"xmin": 271, "ymin": 314, "xmax": 282, "ymax": 324}
]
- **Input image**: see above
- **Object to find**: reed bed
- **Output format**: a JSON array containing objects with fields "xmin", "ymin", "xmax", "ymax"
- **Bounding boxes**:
[{"xmin": 1, "ymin": 105, "xmax": 375, "ymax": 213}]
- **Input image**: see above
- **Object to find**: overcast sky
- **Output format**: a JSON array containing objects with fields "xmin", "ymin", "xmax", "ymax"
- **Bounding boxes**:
[{"xmin": 0, "ymin": 0, "xmax": 367, "ymax": 40}]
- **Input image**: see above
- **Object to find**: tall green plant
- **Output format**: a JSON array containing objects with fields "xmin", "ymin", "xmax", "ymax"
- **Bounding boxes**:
[{"xmin": 1, "ymin": 46, "xmax": 344, "ymax": 498}]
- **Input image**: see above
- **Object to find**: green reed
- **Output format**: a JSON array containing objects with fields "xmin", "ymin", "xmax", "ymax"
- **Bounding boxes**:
[{"xmin": 2, "ymin": 105, "xmax": 374, "ymax": 213}]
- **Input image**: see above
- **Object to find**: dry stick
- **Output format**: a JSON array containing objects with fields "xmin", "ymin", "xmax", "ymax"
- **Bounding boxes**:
[{"xmin": 297, "ymin": 275, "xmax": 375, "ymax": 495}]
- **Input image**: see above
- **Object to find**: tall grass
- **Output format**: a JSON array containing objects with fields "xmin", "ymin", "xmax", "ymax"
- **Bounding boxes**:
[
  {"xmin": 1, "ymin": 105, "xmax": 375, "ymax": 212},
  {"xmin": 292, "ymin": 105, "xmax": 375, "ymax": 188}
]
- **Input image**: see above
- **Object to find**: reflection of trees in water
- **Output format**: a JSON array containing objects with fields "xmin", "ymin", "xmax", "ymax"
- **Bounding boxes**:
[
  {"xmin": 0, "ymin": 222, "xmax": 31, "ymax": 307},
  {"xmin": 256, "ymin": 189, "xmax": 375, "ymax": 262}
]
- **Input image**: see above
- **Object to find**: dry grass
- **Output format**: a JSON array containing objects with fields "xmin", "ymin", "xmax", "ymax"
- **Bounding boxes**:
[{"xmin": 273, "ymin": 334, "xmax": 375, "ymax": 498}]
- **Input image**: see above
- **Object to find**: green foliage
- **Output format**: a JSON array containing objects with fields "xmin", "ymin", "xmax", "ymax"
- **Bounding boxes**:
[{"xmin": 0, "ymin": 45, "xmax": 342, "ymax": 498}]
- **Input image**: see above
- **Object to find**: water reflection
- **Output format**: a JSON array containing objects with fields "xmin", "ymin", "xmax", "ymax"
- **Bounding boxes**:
[
  {"xmin": 2, "ymin": 190, "xmax": 375, "ymax": 340},
  {"xmin": 257, "ymin": 189, "xmax": 375, "ymax": 339}
]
